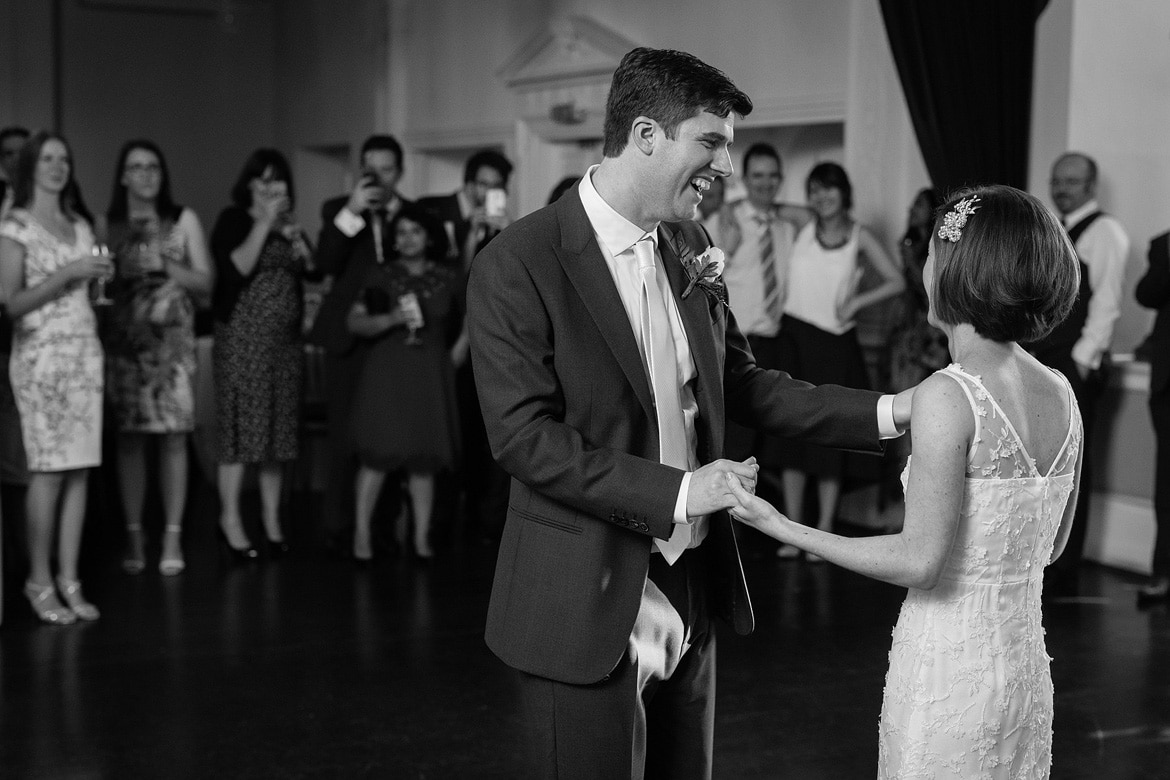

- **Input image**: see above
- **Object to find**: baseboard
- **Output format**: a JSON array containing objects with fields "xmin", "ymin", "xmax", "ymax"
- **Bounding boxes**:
[{"xmin": 1084, "ymin": 492, "xmax": 1155, "ymax": 574}]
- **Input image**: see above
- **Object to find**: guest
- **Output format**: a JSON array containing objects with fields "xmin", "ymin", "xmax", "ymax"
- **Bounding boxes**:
[
  {"xmin": 308, "ymin": 134, "xmax": 410, "ymax": 555},
  {"xmin": 419, "ymin": 150, "xmax": 514, "ymax": 545},
  {"xmin": 888, "ymin": 187, "xmax": 949, "ymax": 392},
  {"xmin": 347, "ymin": 204, "xmax": 462, "ymax": 561},
  {"xmin": 210, "ymin": 148, "xmax": 314, "ymax": 561},
  {"xmin": 776, "ymin": 162, "xmax": 904, "ymax": 558},
  {"xmin": 0, "ymin": 126, "xmax": 31, "ymax": 566},
  {"xmin": 418, "ymin": 149, "xmax": 513, "ymax": 268},
  {"xmin": 0, "ymin": 126, "xmax": 30, "ymax": 219},
  {"xmin": 0, "ymin": 131, "xmax": 111, "ymax": 623},
  {"xmin": 1032, "ymin": 152, "xmax": 1130, "ymax": 598},
  {"xmin": 97, "ymin": 140, "xmax": 213, "ymax": 576},
  {"xmin": 728, "ymin": 185, "xmax": 1083, "ymax": 777},
  {"xmin": 1136, "ymin": 229, "xmax": 1170, "ymax": 602},
  {"xmin": 717, "ymin": 144, "xmax": 807, "ymax": 484}
]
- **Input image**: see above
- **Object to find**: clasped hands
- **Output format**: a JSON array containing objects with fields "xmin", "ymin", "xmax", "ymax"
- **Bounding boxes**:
[
  {"xmin": 686, "ymin": 456, "xmax": 761, "ymax": 517},
  {"xmin": 686, "ymin": 456, "xmax": 789, "ymax": 533}
]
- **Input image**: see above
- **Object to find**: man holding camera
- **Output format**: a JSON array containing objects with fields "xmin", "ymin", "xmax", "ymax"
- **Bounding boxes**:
[
  {"xmin": 418, "ymin": 149, "xmax": 513, "ymax": 269},
  {"xmin": 309, "ymin": 134, "xmax": 411, "ymax": 555}
]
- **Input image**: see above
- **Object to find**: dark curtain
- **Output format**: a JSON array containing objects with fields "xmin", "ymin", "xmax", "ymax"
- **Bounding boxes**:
[{"xmin": 879, "ymin": 0, "xmax": 1050, "ymax": 194}]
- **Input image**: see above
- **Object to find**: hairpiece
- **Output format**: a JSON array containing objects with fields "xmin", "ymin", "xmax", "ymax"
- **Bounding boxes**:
[{"xmin": 938, "ymin": 196, "xmax": 981, "ymax": 242}]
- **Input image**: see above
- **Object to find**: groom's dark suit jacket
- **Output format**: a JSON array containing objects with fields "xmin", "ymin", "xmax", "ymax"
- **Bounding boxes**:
[{"xmin": 467, "ymin": 188, "xmax": 882, "ymax": 685}]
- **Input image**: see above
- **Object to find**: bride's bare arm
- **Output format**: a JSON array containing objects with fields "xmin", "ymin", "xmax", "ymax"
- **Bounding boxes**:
[
  {"xmin": 728, "ymin": 373, "xmax": 972, "ymax": 589},
  {"xmin": 1049, "ymin": 438, "xmax": 1084, "ymax": 564}
]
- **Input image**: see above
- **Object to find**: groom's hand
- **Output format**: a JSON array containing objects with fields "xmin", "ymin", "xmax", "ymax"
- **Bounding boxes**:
[{"xmin": 687, "ymin": 457, "xmax": 758, "ymax": 517}]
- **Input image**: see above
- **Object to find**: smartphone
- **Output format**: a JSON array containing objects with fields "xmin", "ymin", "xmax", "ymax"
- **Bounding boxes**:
[
  {"xmin": 485, "ymin": 188, "xmax": 507, "ymax": 218},
  {"xmin": 361, "ymin": 170, "xmax": 385, "ymax": 209}
]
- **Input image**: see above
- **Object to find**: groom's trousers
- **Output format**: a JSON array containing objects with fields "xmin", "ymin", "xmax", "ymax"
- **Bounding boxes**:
[{"xmin": 517, "ymin": 545, "xmax": 716, "ymax": 780}]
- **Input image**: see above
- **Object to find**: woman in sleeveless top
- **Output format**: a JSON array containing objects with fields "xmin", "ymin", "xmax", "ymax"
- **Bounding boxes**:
[
  {"xmin": 728, "ymin": 185, "xmax": 1084, "ymax": 778},
  {"xmin": 0, "ymin": 132, "xmax": 112, "ymax": 624},
  {"xmin": 98, "ymin": 139, "xmax": 213, "ymax": 577},
  {"xmin": 776, "ymin": 162, "xmax": 904, "ymax": 557}
]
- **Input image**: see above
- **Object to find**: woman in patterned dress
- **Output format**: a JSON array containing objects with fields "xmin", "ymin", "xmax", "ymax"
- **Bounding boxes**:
[
  {"xmin": 98, "ymin": 140, "xmax": 213, "ymax": 576},
  {"xmin": 0, "ymin": 132, "xmax": 112, "ymax": 624},
  {"xmin": 727, "ymin": 186, "xmax": 1084, "ymax": 778},
  {"xmin": 210, "ymin": 149, "xmax": 314, "ymax": 560},
  {"xmin": 347, "ymin": 205, "xmax": 463, "ymax": 561}
]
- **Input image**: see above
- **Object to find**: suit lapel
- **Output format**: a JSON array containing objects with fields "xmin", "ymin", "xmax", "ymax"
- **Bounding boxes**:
[
  {"xmin": 658, "ymin": 223, "xmax": 722, "ymax": 458},
  {"xmin": 554, "ymin": 195, "xmax": 656, "ymax": 421}
]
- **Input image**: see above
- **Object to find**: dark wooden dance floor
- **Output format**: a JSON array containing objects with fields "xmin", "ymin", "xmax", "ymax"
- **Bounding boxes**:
[{"xmin": 2, "ymin": 484, "xmax": 1169, "ymax": 779}]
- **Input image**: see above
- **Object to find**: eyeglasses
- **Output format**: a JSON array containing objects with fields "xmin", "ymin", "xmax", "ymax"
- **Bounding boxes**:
[{"xmin": 125, "ymin": 163, "xmax": 161, "ymax": 175}]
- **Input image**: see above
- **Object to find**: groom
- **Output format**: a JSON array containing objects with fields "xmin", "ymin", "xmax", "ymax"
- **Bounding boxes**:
[{"xmin": 468, "ymin": 47, "xmax": 910, "ymax": 778}]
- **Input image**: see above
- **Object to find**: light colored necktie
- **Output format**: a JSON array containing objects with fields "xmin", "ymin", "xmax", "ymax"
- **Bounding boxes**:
[
  {"xmin": 757, "ymin": 212, "xmax": 784, "ymax": 321},
  {"xmin": 633, "ymin": 237, "xmax": 691, "ymax": 564}
]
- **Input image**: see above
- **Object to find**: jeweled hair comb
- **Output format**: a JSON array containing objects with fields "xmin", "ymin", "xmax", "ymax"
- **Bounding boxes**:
[{"xmin": 938, "ymin": 196, "xmax": 981, "ymax": 242}]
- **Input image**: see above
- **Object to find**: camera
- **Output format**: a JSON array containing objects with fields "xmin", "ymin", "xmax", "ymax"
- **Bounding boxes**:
[{"xmin": 485, "ymin": 188, "xmax": 507, "ymax": 218}]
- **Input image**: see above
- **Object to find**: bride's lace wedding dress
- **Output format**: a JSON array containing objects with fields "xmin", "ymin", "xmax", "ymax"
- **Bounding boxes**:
[{"xmin": 878, "ymin": 364, "xmax": 1082, "ymax": 779}]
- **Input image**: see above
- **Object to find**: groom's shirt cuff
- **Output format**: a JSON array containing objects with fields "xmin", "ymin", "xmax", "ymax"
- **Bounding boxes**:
[
  {"xmin": 877, "ymin": 394, "xmax": 903, "ymax": 438},
  {"xmin": 673, "ymin": 472, "xmax": 693, "ymax": 525}
]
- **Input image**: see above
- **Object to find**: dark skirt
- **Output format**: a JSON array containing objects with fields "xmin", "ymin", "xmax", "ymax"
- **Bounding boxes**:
[{"xmin": 774, "ymin": 314, "xmax": 872, "ymax": 478}]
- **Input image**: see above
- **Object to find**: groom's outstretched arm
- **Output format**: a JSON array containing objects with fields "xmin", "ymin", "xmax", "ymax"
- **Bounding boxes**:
[{"xmin": 468, "ymin": 233, "xmax": 680, "ymax": 539}]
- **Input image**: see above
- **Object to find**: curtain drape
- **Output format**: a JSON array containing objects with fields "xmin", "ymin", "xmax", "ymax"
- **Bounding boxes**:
[{"xmin": 879, "ymin": 0, "xmax": 1050, "ymax": 194}]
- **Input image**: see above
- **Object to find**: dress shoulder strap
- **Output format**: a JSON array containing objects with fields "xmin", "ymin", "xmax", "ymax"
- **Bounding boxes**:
[{"xmin": 935, "ymin": 364, "xmax": 981, "ymax": 463}]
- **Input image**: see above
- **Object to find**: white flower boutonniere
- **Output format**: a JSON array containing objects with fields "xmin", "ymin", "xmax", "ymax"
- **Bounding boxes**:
[{"xmin": 681, "ymin": 246, "xmax": 729, "ymax": 308}]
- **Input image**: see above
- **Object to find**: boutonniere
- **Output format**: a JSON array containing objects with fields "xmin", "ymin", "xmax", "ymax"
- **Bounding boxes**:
[{"xmin": 680, "ymin": 246, "xmax": 728, "ymax": 308}]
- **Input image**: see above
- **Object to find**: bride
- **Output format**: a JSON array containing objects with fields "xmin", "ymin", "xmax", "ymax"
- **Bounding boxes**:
[{"xmin": 726, "ymin": 185, "xmax": 1083, "ymax": 778}]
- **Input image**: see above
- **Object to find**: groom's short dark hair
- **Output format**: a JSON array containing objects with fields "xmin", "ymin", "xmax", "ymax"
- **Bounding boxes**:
[
  {"xmin": 602, "ymin": 47, "xmax": 752, "ymax": 158},
  {"xmin": 930, "ymin": 185, "xmax": 1080, "ymax": 343}
]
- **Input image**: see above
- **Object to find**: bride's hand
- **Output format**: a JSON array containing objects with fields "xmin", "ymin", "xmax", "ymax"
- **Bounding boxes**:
[{"xmin": 725, "ymin": 473, "xmax": 787, "ymax": 532}]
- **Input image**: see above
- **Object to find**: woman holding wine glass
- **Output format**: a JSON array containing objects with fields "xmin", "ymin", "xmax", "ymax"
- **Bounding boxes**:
[
  {"xmin": 0, "ymin": 131, "xmax": 110, "ymax": 623},
  {"xmin": 210, "ymin": 148, "xmax": 314, "ymax": 561},
  {"xmin": 98, "ymin": 139, "xmax": 213, "ymax": 576},
  {"xmin": 347, "ymin": 204, "xmax": 464, "ymax": 561}
]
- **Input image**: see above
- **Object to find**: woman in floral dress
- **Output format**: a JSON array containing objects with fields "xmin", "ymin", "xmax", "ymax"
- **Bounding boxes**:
[
  {"xmin": 210, "ymin": 149, "xmax": 314, "ymax": 560},
  {"xmin": 99, "ymin": 139, "xmax": 213, "ymax": 576},
  {"xmin": 0, "ymin": 132, "xmax": 112, "ymax": 624}
]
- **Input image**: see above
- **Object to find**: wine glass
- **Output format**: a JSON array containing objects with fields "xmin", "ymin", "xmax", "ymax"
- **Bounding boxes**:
[
  {"xmin": 91, "ymin": 243, "xmax": 114, "ymax": 306},
  {"xmin": 400, "ymin": 292, "xmax": 423, "ymax": 346}
]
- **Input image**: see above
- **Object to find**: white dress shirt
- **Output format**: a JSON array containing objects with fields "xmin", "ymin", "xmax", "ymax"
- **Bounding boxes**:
[
  {"xmin": 1061, "ymin": 199, "xmax": 1130, "ymax": 370},
  {"xmin": 722, "ymin": 200, "xmax": 796, "ymax": 337}
]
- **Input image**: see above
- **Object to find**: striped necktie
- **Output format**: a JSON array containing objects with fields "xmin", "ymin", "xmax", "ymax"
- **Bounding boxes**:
[{"xmin": 757, "ymin": 212, "xmax": 784, "ymax": 321}]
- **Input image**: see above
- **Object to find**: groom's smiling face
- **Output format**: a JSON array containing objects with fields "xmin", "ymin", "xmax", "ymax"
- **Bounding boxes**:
[{"xmin": 650, "ymin": 109, "xmax": 735, "ymax": 223}]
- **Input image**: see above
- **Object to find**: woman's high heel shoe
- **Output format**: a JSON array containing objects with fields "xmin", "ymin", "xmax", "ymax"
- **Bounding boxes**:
[
  {"xmin": 24, "ymin": 581, "xmax": 76, "ymax": 625},
  {"xmin": 122, "ymin": 524, "xmax": 147, "ymax": 575},
  {"xmin": 218, "ymin": 527, "xmax": 259, "ymax": 563},
  {"xmin": 54, "ymin": 577, "xmax": 100, "ymax": 621},
  {"xmin": 265, "ymin": 537, "xmax": 290, "ymax": 559},
  {"xmin": 159, "ymin": 525, "xmax": 186, "ymax": 576}
]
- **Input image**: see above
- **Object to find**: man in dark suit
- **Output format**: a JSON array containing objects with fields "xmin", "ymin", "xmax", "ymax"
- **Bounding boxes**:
[
  {"xmin": 308, "ymin": 134, "xmax": 409, "ymax": 556},
  {"xmin": 417, "ymin": 149, "xmax": 513, "ymax": 269},
  {"xmin": 468, "ymin": 48, "xmax": 911, "ymax": 778},
  {"xmin": 1137, "ymin": 231, "xmax": 1170, "ymax": 602},
  {"xmin": 419, "ymin": 150, "xmax": 515, "ymax": 546}
]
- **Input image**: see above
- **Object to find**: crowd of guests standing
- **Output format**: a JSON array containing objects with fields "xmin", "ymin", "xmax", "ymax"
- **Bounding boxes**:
[
  {"xmin": 0, "ymin": 126, "xmax": 514, "ymax": 624},
  {"xmin": 0, "ymin": 121, "xmax": 1166, "ymax": 624}
]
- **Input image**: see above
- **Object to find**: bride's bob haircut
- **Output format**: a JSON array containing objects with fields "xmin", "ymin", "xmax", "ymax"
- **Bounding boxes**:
[{"xmin": 929, "ymin": 185, "xmax": 1080, "ymax": 343}]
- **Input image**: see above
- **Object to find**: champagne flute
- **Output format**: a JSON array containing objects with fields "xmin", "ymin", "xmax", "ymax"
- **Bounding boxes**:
[
  {"xmin": 91, "ymin": 243, "xmax": 114, "ymax": 306},
  {"xmin": 400, "ymin": 292, "xmax": 423, "ymax": 346}
]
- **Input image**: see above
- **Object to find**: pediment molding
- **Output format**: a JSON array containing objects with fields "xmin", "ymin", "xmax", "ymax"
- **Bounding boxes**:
[{"xmin": 498, "ymin": 15, "xmax": 639, "ymax": 91}]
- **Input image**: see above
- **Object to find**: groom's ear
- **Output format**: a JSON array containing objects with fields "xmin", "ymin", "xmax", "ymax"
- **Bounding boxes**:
[{"xmin": 630, "ymin": 116, "xmax": 658, "ymax": 156}]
